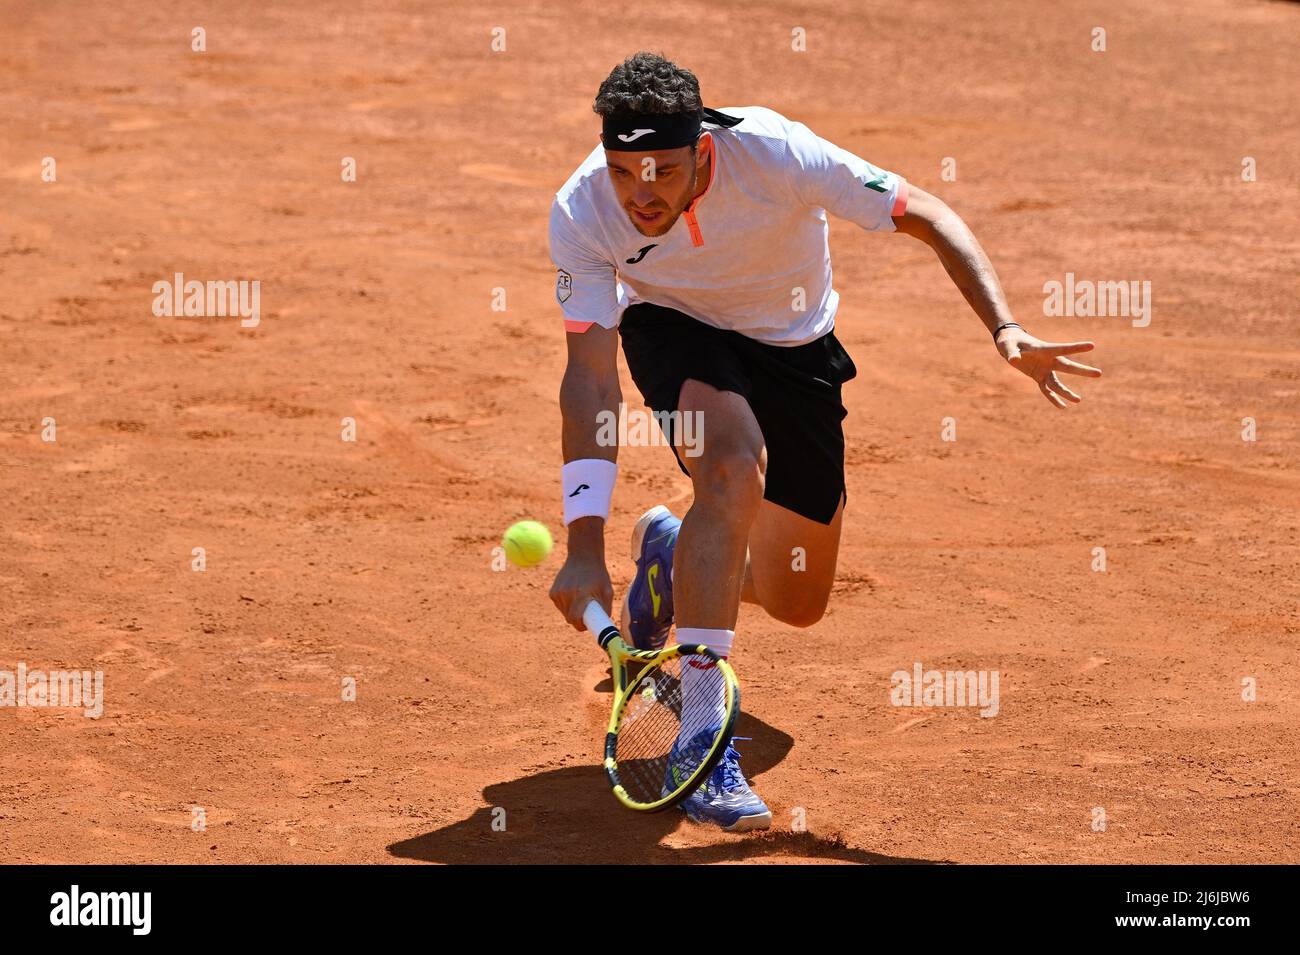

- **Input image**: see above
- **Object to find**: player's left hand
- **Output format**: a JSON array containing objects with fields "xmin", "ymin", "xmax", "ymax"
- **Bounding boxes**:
[{"xmin": 995, "ymin": 326, "xmax": 1102, "ymax": 409}]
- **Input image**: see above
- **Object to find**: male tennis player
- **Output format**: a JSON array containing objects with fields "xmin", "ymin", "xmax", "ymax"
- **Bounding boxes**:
[{"xmin": 548, "ymin": 53, "xmax": 1101, "ymax": 831}]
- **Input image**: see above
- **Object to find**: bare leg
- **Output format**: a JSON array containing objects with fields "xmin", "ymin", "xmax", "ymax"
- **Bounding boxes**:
[
  {"xmin": 673, "ymin": 380, "xmax": 766, "ymax": 630},
  {"xmin": 741, "ymin": 495, "xmax": 844, "ymax": 627}
]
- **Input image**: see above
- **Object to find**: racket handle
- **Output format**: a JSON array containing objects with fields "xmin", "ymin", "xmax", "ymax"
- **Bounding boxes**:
[{"xmin": 582, "ymin": 600, "xmax": 621, "ymax": 648}]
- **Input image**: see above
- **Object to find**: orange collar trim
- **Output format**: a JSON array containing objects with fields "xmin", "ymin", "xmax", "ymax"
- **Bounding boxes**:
[{"xmin": 682, "ymin": 134, "xmax": 715, "ymax": 247}]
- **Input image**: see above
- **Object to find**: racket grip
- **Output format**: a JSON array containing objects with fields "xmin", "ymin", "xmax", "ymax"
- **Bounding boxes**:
[{"xmin": 582, "ymin": 600, "xmax": 620, "ymax": 648}]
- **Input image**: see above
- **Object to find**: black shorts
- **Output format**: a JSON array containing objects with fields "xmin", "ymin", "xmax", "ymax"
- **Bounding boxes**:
[{"xmin": 618, "ymin": 302, "xmax": 856, "ymax": 525}]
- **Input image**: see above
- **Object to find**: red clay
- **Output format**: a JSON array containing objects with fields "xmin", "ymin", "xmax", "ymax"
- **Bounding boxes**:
[{"xmin": 1, "ymin": 0, "xmax": 1297, "ymax": 863}]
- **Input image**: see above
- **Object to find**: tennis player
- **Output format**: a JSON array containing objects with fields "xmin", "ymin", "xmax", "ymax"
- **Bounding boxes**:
[{"xmin": 549, "ymin": 53, "xmax": 1101, "ymax": 830}]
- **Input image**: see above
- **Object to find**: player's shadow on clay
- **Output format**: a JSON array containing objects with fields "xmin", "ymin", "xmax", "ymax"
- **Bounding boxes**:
[{"xmin": 388, "ymin": 710, "xmax": 946, "ymax": 864}]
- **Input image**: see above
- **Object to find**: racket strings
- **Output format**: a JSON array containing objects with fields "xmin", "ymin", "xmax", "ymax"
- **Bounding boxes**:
[{"xmin": 614, "ymin": 654, "xmax": 730, "ymax": 805}]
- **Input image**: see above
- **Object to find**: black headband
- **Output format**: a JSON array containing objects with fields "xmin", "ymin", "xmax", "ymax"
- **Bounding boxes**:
[{"xmin": 602, "ymin": 106, "xmax": 742, "ymax": 151}]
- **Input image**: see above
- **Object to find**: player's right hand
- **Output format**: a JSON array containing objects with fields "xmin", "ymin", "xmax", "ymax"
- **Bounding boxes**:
[{"xmin": 550, "ymin": 553, "xmax": 613, "ymax": 631}]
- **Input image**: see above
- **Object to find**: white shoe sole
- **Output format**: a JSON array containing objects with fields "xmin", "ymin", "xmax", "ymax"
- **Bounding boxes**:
[
  {"xmin": 630, "ymin": 504, "xmax": 672, "ymax": 559},
  {"xmin": 620, "ymin": 504, "xmax": 673, "ymax": 638},
  {"xmin": 725, "ymin": 810, "xmax": 773, "ymax": 833},
  {"xmin": 683, "ymin": 806, "xmax": 774, "ymax": 832}
]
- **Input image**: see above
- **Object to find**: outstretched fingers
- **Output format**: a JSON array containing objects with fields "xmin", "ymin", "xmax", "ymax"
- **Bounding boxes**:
[
  {"xmin": 1038, "ymin": 341, "xmax": 1096, "ymax": 358},
  {"xmin": 1039, "ymin": 378, "xmax": 1068, "ymax": 409},
  {"xmin": 1045, "ymin": 371, "xmax": 1081, "ymax": 404},
  {"xmin": 1055, "ymin": 356, "xmax": 1102, "ymax": 378}
]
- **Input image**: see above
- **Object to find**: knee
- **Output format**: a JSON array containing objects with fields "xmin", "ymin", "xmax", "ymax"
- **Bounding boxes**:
[
  {"xmin": 766, "ymin": 597, "xmax": 829, "ymax": 629},
  {"xmin": 691, "ymin": 447, "xmax": 764, "ymax": 511},
  {"xmin": 760, "ymin": 577, "xmax": 831, "ymax": 628}
]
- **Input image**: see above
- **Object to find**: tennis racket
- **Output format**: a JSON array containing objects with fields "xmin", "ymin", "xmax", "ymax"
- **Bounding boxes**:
[{"xmin": 582, "ymin": 599, "xmax": 740, "ymax": 811}]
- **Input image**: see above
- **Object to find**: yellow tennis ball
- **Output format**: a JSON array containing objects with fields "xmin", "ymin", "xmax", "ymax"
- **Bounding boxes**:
[{"xmin": 502, "ymin": 520, "xmax": 553, "ymax": 568}]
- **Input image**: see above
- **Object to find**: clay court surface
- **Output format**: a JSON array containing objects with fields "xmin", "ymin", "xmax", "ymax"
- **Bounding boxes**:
[{"xmin": 2, "ymin": 0, "xmax": 1297, "ymax": 864}]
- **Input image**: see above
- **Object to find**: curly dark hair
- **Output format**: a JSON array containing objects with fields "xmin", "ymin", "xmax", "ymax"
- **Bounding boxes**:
[{"xmin": 593, "ymin": 52, "xmax": 702, "ymax": 118}]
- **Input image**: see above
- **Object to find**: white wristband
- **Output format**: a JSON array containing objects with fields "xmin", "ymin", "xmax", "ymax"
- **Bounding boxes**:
[{"xmin": 562, "ymin": 458, "xmax": 617, "ymax": 526}]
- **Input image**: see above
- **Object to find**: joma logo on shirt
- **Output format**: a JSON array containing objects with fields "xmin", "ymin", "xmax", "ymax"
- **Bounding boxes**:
[{"xmin": 626, "ymin": 244, "xmax": 658, "ymax": 264}]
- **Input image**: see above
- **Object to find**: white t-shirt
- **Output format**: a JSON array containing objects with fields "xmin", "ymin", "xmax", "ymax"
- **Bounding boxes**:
[{"xmin": 549, "ymin": 106, "xmax": 908, "ymax": 346}]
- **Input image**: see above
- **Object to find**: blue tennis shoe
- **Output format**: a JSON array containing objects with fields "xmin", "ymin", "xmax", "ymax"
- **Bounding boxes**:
[
  {"xmin": 676, "ymin": 735, "xmax": 772, "ymax": 832},
  {"xmin": 662, "ymin": 726, "xmax": 715, "ymax": 795},
  {"xmin": 621, "ymin": 505, "xmax": 680, "ymax": 651}
]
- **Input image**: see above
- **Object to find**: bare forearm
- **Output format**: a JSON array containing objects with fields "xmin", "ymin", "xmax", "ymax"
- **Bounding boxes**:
[
  {"xmin": 893, "ymin": 185, "xmax": 1101, "ymax": 408},
  {"xmin": 559, "ymin": 367, "xmax": 620, "ymax": 553},
  {"xmin": 896, "ymin": 187, "xmax": 1016, "ymax": 338},
  {"xmin": 560, "ymin": 366, "xmax": 620, "ymax": 463},
  {"xmin": 925, "ymin": 209, "xmax": 1015, "ymax": 337}
]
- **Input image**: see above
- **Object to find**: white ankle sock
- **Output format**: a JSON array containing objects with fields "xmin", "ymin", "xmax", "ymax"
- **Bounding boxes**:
[
  {"xmin": 675, "ymin": 627, "xmax": 734, "ymax": 657},
  {"xmin": 676, "ymin": 627, "xmax": 733, "ymax": 733}
]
